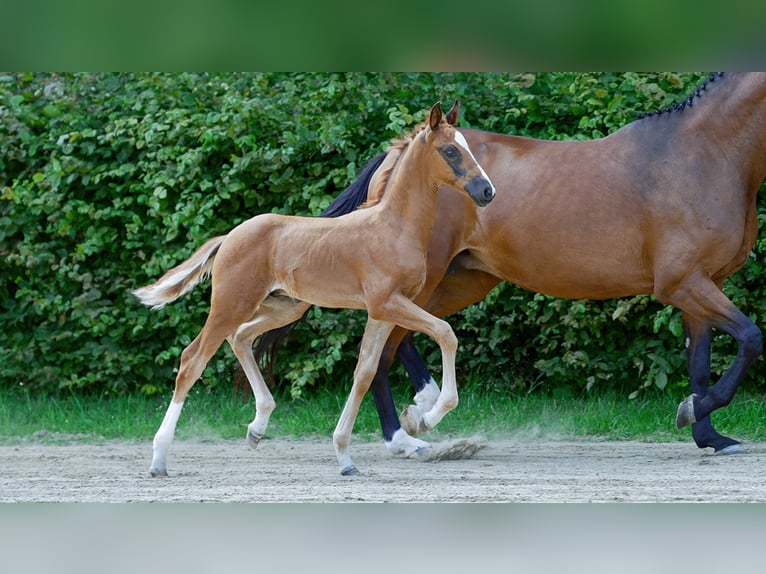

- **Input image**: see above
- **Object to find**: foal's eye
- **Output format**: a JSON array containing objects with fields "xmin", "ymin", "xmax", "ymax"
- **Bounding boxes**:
[{"xmin": 444, "ymin": 146, "xmax": 456, "ymax": 157}]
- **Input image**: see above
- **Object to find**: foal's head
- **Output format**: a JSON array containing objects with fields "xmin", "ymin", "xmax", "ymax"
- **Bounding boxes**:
[{"xmin": 420, "ymin": 101, "xmax": 496, "ymax": 207}]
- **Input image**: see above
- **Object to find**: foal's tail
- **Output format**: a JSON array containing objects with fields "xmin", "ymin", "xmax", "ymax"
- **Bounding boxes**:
[{"xmin": 132, "ymin": 235, "xmax": 226, "ymax": 310}]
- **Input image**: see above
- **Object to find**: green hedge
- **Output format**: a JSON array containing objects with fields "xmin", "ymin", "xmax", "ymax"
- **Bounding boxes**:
[{"xmin": 2, "ymin": 72, "xmax": 764, "ymax": 398}]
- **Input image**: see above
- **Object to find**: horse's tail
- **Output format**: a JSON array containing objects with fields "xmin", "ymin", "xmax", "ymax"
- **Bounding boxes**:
[
  {"xmin": 253, "ymin": 151, "xmax": 388, "ymax": 373},
  {"xmin": 132, "ymin": 235, "xmax": 226, "ymax": 310}
]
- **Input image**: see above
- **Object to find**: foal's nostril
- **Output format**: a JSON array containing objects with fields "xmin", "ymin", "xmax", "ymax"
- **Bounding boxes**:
[{"xmin": 483, "ymin": 186, "xmax": 494, "ymax": 201}]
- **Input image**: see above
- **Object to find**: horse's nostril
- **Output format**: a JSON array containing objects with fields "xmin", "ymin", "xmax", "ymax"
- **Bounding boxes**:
[{"xmin": 483, "ymin": 186, "xmax": 494, "ymax": 200}]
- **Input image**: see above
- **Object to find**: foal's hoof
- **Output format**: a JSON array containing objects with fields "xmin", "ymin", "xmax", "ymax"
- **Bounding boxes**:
[
  {"xmin": 341, "ymin": 465, "xmax": 360, "ymax": 476},
  {"xmin": 675, "ymin": 394, "xmax": 698, "ymax": 429},
  {"xmin": 149, "ymin": 466, "xmax": 168, "ymax": 478},
  {"xmin": 399, "ymin": 405, "xmax": 429, "ymax": 435},
  {"xmin": 247, "ymin": 430, "xmax": 263, "ymax": 450}
]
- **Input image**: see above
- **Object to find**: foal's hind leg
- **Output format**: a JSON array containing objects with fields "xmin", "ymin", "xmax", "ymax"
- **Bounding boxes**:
[
  {"xmin": 227, "ymin": 298, "xmax": 311, "ymax": 448},
  {"xmin": 150, "ymin": 320, "xmax": 234, "ymax": 477},
  {"xmin": 683, "ymin": 314, "xmax": 742, "ymax": 454}
]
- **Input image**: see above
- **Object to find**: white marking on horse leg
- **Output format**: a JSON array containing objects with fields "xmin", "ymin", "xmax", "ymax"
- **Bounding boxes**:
[
  {"xmin": 385, "ymin": 428, "xmax": 432, "ymax": 458},
  {"xmin": 414, "ymin": 378, "xmax": 440, "ymax": 411},
  {"xmin": 150, "ymin": 400, "xmax": 184, "ymax": 477}
]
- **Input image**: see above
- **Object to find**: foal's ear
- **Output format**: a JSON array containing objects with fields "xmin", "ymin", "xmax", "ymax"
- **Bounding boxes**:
[
  {"xmin": 428, "ymin": 101, "xmax": 443, "ymax": 130},
  {"xmin": 445, "ymin": 99, "xmax": 460, "ymax": 126}
]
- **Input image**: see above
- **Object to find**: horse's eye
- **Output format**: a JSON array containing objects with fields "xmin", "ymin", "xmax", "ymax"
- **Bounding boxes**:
[{"xmin": 444, "ymin": 146, "xmax": 456, "ymax": 157}]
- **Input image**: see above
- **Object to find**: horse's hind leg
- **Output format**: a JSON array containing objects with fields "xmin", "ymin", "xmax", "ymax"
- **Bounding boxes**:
[
  {"xmin": 684, "ymin": 314, "xmax": 742, "ymax": 454},
  {"xmin": 227, "ymin": 298, "xmax": 310, "ymax": 449}
]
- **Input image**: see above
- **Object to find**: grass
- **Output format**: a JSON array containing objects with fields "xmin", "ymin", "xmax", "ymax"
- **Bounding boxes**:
[{"xmin": 2, "ymin": 384, "xmax": 766, "ymax": 446}]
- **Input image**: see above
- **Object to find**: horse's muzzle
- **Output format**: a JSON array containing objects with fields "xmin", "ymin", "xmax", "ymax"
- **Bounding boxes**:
[{"xmin": 465, "ymin": 175, "xmax": 496, "ymax": 207}]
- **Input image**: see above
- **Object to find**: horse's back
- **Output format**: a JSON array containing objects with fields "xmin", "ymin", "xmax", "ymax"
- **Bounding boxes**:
[{"xmin": 460, "ymin": 123, "xmax": 750, "ymax": 299}]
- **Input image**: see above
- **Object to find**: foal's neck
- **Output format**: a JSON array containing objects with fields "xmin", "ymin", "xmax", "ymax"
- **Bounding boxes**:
[{"xmin": 376, "ymin": 138, "xmax": 440, "ymax": 245}]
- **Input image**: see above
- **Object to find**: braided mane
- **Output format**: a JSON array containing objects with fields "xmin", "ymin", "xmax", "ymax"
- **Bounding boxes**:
[{"xmin": 637, "ymin": 72, "xmax": 726, "ymax": 120}]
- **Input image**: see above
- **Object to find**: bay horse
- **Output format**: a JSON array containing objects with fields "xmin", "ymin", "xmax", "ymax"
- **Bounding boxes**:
[
  {"xmin": 133, "ymin": 101, "xmax": 496, "ymax": 476},
  {"xmin": 259, "ymin": 72, "xmax": 766, "ymax": 457}
]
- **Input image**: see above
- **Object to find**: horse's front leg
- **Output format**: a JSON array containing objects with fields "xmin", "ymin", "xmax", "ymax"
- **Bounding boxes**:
[
  {"xmin": 333, "ymin": 319, "xmax": 395, "ymax": 475},
  {"xmin": 670, "ymin": 275, "xmax": 763, "ymax": 438},
  {"xmin": 683, "ymin": 315, "xmax": 742, "ymax": 454}
]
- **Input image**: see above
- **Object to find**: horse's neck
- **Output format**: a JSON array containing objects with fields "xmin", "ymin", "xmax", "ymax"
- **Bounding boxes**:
[{"xmin": 695, "ymin": 73, "xmax": 766, "ymax": 189}]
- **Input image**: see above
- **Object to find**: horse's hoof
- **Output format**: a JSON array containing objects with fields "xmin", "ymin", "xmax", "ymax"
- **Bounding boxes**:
[
  {"xmin": 247, "ymin": 430, "xmax": 263, "ymax": 450},
  {"xmin": 420, "ymin": 437, "xmax": 488, "ymax": 462},
  {"xmin": 400, "ymin": 405, "xmax": 429, "ymax": 435},
  {"xmin": 675, "ymin": 394, "xmax": 698, "ymax": 429},
  {"xmin": 341, "ymin": 465, "xmax": 360, "ymax": 476},
  {"xmin": 149, "ymin": 467, "xmax": 168, "ymax": 478},
  {"xmin": 715, "ymin": 443, "xmax": 743, "ymax": 456},
  {"xmin": 408, "ymin": 445, "xmax": 433, "ymax": 460}
]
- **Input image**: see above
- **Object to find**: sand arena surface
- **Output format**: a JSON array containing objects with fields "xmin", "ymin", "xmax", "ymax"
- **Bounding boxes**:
[{"xmin": 3, "ymin": 436, "xmax": 766, "ymax": 502}]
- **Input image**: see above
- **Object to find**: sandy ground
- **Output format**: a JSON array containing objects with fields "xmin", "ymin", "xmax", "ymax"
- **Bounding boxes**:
[{"xmin": 2, "ymin": 435, "xmax": 766, "ymax": 502}]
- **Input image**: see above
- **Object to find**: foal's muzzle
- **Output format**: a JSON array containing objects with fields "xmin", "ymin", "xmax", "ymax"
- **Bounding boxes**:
[{"xmin": 465, "ymin": 175, "xmax": 496, "ymax": 207}]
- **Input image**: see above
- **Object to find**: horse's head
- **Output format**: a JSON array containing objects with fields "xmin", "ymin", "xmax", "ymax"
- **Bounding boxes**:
[{"xmin": 422, "ymin": 100, "xmax": 496, "ymax": 207}]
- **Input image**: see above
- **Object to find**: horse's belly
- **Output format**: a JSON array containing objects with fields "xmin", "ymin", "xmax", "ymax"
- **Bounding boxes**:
[{"xmin": 482, "ymin": 242, "xmax": 654, "ymax": 300}]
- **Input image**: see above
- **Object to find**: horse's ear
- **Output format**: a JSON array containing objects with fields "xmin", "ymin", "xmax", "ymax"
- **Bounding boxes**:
[
  {"xmin": 428, "ymin": 101, "xmax": 443, "ymax": 130},
  {"xmin": 446, "ymin": 99, "xmax": 460, "ymax": 126}
]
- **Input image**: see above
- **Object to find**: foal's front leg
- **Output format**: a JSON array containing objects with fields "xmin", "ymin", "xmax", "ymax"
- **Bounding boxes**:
[
  {"xmin": 378, "ymin": 296, "xmax": 460, "ymax": 437},
  {"xmin": 333, "ymin": 319, "xmax": 395, "ymax": 475}
]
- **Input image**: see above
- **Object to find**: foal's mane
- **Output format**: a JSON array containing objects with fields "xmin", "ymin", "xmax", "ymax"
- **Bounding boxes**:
[
  {"xmin": 637, "ymin": 72, "xmax": 726, "ymax": 120},
  {"xmin": 359, "ymin": 121, "xmax": 427, "ymax": 209}
]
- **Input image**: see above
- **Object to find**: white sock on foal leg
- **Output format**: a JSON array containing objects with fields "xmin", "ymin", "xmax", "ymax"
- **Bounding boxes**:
[
  {"xmin": 149, "ymin": 400, "xmax": 184, "ymax": 477},
  {"xmin": 414, "ymin": 378, "xmax": 440, "ymax": 411}
]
